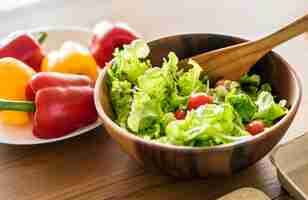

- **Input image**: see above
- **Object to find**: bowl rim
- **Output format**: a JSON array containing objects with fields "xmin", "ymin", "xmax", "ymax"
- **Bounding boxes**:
[{"xmin": 94, "ymin": 33, "xmax": 302, "ymax": 152}]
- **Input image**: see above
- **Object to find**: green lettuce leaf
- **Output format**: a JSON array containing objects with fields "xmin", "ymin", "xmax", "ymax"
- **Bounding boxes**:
[
  {"xmin": 253, "ymin": 91, "xmax": 287, "ymax": 124},
  {"xmin": 109, "ymin": 40, "xmax": 150, "ymax": 83},
  {"xmin": 137, "ymin": 67, "xmax": 165, "ymax": 96},
  {"xmin": 225, "ymin": 92, "xmax": 257, "ymax": 122},
  {"xmin": 161, "ymin": 51, "xmax": 178, "ymax": 78},
  {"xmin": 177, "ymin": 59, "xmax": 205, "ymax": 96},
  {"xmin": 109, "ymin": 79, "xmax": 133, "ymax": 127},
  {"xmin": 165, "ymin": 104, "xmax": 249, "ymax": 146},
  {"xmin": 243, "ymin": 86, "xmax": 259, "ymax": 100},
  {"xmin": 161, "ymin": 112, "xmax": 176, "ymax": 130},
  {"xmin": 258, "ymin": 83, "xmax": 272, "ymax": 94},
  {"xmin": 127, "ymin": 92, "xmax": 162, "ymax": 138},
  {"xmin": 137, "ymin": 52, "xmax": 180, "ymax": 112},
  {"xmin": 240, "ymin": 74, "xmax": 261, "ymax": 87}
]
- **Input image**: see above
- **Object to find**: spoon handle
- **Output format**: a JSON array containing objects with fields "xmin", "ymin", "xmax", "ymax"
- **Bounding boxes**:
[
  {"xmin": 186, "ymin": 13, "xmax": 308, "ymax": 80},
  {"xmin": 256, "ymin": 13, "xmax": 308, "ymax": 50}
]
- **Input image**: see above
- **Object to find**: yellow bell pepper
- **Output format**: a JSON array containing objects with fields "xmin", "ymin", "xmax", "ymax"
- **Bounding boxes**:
[
  {"xmin": 41, "ymin": 41, "xmax": 99, "ymax": 81},
  {"xmin": 0, "ymin": 57, "xmax": 35, "ymax": 125}
]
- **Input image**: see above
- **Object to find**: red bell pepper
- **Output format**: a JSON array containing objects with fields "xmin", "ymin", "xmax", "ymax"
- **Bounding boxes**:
[
  {"xmin": 33, "ymin": 86, "xmax": 97, "ymax": 139},
  {"xmin": 90, "ymin": 21, "xmax": 138, "ymax": 68},
  {"xmin": 0, "ymin": 86, "xmax": 97, "ymax": 139},
  {"xmin": 26, "ymin": 72, "xmax": 93, "ymax": 100},
  {"xmin": 0, "ymin": 72, "xmax": 98, "ymax": 139},
  {"xmin": 0, "ymin": 32, "xmax": 47, "ymax": 71}
]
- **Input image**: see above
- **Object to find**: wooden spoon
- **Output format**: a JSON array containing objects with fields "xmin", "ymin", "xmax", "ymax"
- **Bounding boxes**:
[{"xmin": 180, "ymin": 13, "xmax": 308, "ymax": 80}]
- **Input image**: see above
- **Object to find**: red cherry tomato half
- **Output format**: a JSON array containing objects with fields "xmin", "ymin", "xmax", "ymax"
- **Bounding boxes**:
[
  {"xmin": 175, "ymin": 109, "xmax": 186, "ymax": 120},
  {"xmin": 245, "ymin": 120, "xmax": 265, "ymax": 135},
  {"xmin": 188, "ymin": 94, "xmax": 213, "ymax": 110}
]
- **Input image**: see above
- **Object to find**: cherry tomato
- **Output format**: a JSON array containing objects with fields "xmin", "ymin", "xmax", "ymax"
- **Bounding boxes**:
[
  {"xmin": 245, "ymin": 120, "xmax": 265, "ymax": 135},
  {"xmin": 175, "ymin": 109, "xmax": 186, "ymax": 120},
  {"xmin": 216, "ymin": 79, "xmax": 226, "ymax": 86},
  {"xmin": 188, "ymin": 94, "xmax": 213, "ymax": 110}
]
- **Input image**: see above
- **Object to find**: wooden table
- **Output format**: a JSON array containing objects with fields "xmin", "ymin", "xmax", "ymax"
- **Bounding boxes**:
[{"xmin": 0, "ymin": 0, "xmax": 308, "ymax": 199}]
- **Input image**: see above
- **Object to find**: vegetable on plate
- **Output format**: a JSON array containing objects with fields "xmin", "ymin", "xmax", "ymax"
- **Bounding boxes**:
[
  {"xmin": 0, "ymin": 21, "xmax": 138, "ymax": 140},
  {"xmin": 0, "ymin": 32, "xmax": 47, "ymax": 71},
  {"xmin": 0, "ymin": 57, "xmax": 35, "ymax": 125},
  {"xmin": 0, "ymin": 72, "xmax": 97, "ymax": 139},
  {"xmin": 41, "ymin": 41, "xmax": 99, "ymax": 81},
  {"xmin": 32, "ymin": 86, "xmax": 97, "ymax": 139},
  {"xmin": 26, "ymin": 72, "xmax": 92, "ymax": 100},
  {"xmin": 90, "ymin": 21, "xmax": 138, "ymax": 68}
]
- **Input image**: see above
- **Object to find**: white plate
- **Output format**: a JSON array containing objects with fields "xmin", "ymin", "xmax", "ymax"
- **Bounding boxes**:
[{"xmin": 0, "ymin": 27, "xmax": 103, "ymax": 145}]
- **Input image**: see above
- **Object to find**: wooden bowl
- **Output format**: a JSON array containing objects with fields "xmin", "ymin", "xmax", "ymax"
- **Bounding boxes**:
[{"xmin": 94, "ymin": 34, "xmax": 302, "ymax": 178}]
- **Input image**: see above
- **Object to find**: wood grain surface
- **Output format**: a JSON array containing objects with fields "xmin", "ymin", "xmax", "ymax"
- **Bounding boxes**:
[{"xmin": 0, "ymin": 0, "xmax": 308, "ymax": 199}]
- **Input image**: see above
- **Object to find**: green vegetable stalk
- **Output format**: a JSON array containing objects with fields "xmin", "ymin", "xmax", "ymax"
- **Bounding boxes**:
[{"xmin": 0, "ymin": 99, "xmax": 35, "ymax": 112}]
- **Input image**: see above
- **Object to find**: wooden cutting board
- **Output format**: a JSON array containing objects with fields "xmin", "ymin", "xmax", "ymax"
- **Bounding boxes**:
[{"xmin": 271, "ymin": 133, "xmax": 308, "ymax": 200}]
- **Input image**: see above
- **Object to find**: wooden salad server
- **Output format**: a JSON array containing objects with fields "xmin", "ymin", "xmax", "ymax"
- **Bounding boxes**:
[{"xmin": 180, "ymin": 13, "xmax": 308, "ymax": 80}]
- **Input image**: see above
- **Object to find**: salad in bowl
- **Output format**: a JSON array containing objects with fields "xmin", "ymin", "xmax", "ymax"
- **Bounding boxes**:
[{"xmin": 106, "ymin": 40, "xmax": 288, "ymax": 147}]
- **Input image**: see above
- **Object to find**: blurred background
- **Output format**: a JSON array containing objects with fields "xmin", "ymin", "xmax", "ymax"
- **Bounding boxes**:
[
  {"xmin": 0, "ymin": 0, "xmax": 112, "ymax": 36},
  {"xmin": 1, "ymin": 0, "xmax": 308, "ymax": 140},
  {"xmin": 1, "ymin": 0, "xmax": 307, "ymax": 39}
]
